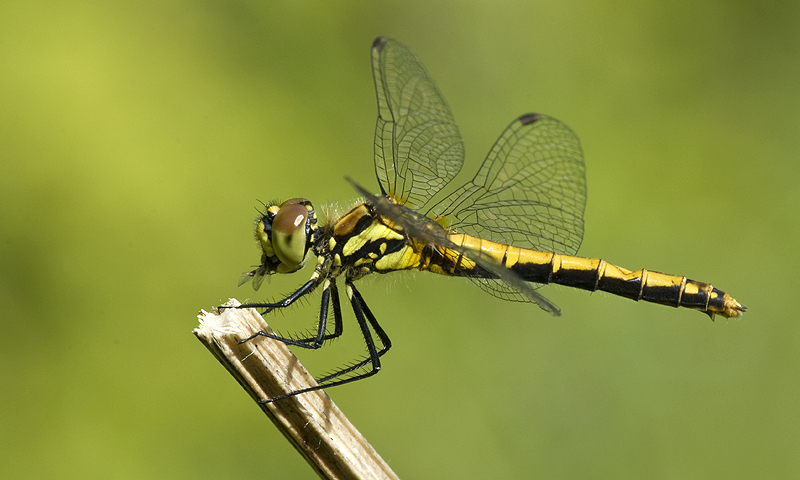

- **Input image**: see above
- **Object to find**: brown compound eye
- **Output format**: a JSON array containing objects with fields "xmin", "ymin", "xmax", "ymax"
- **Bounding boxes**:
[{"xmin": 271, "ymin": 199, "xmax": 310, "ymax": 270}]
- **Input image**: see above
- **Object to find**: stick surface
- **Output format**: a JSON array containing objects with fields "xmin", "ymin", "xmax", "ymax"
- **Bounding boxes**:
[{"xmin": 194, "ymin": 300, "xmax": 399, "ymax": 480}]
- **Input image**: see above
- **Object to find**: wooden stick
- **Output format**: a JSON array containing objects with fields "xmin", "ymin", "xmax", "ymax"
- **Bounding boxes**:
[{"xmin": 194, "ymin": 299, "xmax": 399, "ymax": 480}]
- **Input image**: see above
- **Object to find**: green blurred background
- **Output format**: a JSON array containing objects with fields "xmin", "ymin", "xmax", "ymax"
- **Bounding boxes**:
[{"xmin": 2, "ymin": 1, "xmax": 797, "ymax": 478}]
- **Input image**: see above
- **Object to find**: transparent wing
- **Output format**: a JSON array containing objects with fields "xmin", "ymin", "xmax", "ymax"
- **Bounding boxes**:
[
  {"xmin": 372, "ymin": 37, "xmax": 464, "ymax": 210},
  {"xmin": 429, "ymin": 113, "xmax": 586, "ymax": 254},
  {"xmin": 426, "ymin": 113, "xmax": 586, "ymax": 304}
]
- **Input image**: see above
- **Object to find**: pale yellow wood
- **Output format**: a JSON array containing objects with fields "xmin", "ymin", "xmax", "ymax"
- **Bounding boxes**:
[{"xmin": 194, "ymin": 300, "xmax": 399, "ymax": 480}]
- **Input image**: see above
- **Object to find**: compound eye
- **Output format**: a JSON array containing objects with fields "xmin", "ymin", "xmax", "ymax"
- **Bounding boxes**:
[{"xmin": 271, "ymin": 200, "xmax": 310, "ymax": 269}]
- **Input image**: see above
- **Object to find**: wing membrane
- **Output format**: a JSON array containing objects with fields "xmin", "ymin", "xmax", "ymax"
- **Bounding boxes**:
[
  {"xmin": 426, "ymin": 113, "xmax": 586, "ymax": 305},
  {"xmin": 369, "ymin": 40, "xmax": 586, "ymax": 312},
  {"xmin": 429, "ymin": 113, "xmax": 586, "ymax": 255},
  {"xmin": 372, "ymin": 37, "xmax": 464, "ymax": 210}
]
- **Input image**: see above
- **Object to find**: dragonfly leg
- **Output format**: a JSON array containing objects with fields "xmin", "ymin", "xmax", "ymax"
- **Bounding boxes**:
[
  {"xmin": 315, "ymin": 282, "xmax": 392, "ymax": 384},
  {"xmin": 233, "ymin": 278, "xmax": 317, "ymax": 315},
  {"xmin": 256, "ymin": 281, "xmax": 391, "ymax": 403},
  {"xmin": 233, "ymin": 278, "xmax": 339, "ymax": 349},
  {"xmin": 291, "ymin": 281, "xmax": 344, "ymax": 346}
]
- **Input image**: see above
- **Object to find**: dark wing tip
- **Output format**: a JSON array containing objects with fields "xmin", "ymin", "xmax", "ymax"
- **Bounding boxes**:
[
  {"xmin": 518, "ymin": 113, "xmax": 542, "ymax": 125},
  {"xmin": 372, "ymin": 37, "xmax": 389, "ymax": 52},
  {"xmin": 345, "ymin": 176, "xmax": 375, "ymax": 199}
]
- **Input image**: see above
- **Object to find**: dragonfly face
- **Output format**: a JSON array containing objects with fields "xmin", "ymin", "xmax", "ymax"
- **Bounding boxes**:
[
  {"xmin": 239, "ymin": 198, "xmax": 318, "ymax": 290},
  {"xmin": 227, "ymin": 37, "xmax": 745, "ymax": 404}
]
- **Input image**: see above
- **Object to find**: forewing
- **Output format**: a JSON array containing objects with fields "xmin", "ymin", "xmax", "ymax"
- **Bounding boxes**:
[
  {"xmin": 429, "ymin": 113, "xmax": 586, "ymax": 255},
  {"xmin": 372, "ymin": 37, "xmax": 464, "ymax": 210}
]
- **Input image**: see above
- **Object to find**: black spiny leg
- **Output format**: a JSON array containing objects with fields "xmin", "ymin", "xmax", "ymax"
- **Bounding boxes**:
[
  {"xmin": 257, "ymin": 281, "xmax": 392, "ymax": 403},
  {"xmin": 234, "ymin": 278, "xmax": 337, "ymax": 349},
  {"xmin": 292, "ymin": 281, "xmax": 344, "ymax": 346},
  {"xmin": 236, "ymin": 279, "xmax": 317, "ymax": 315},
  {"xmin": 316, "ymin": 283, "xmax": 391, "ymax": 383}
]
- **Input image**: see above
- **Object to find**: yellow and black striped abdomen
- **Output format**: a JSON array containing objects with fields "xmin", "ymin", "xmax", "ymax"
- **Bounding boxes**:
[{"xmin": 431, "ymin": 234, "xmax": 745, "ymax": 319}]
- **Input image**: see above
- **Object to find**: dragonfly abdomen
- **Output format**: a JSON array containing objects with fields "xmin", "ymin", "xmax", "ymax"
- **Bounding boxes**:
[{"xmin": 439, "ymin": 234, "xmax": 745, "ymax": 319}]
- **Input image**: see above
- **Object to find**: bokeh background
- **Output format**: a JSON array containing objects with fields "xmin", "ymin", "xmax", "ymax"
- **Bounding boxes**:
[{"xmin": 2, "ymin": 1, "xmax": 797, "ymax": 478}]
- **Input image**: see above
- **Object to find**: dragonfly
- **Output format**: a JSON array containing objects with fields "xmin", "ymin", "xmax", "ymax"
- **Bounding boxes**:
[{"xmin": 226, "ymin": 37, "xmax": 745, "ymax": 403}]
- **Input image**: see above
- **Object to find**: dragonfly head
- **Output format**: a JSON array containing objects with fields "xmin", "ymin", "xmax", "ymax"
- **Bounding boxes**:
[{"xmin": 239, "ymin": 198, "xmax": 317, "ymax": 290}]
